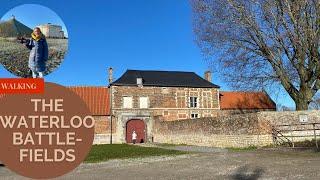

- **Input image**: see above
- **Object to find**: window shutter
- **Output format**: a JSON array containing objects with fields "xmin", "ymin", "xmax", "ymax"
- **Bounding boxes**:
[
  {"xmin": 139, "ymin": 97, "xmax": 148, "ymax": 108},
  {"xmin": 123, "ymin": 97, "xmax": 133, "ymax": 108}
]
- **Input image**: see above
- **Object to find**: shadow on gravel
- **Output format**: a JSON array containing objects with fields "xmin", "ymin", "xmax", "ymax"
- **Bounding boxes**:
[{"xmin": 231, "ymin": 165, "xmax": 264, "ymax": 180}]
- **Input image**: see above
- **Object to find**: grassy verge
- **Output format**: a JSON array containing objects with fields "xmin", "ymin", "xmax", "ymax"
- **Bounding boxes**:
[
  {"xmin": 84, "ymin": 144, "xmax": 187, "ymax": 163},
  {"xmin": 262, "ymin": 139, "xmax": 320, "ymax": 148},
  {"xmin": 226, "ymin": 145, "xmax": 258, "ymax": 152},
  {"xmin": 291, "ymin": 139, "xmax": 320, "ymax": 148}
]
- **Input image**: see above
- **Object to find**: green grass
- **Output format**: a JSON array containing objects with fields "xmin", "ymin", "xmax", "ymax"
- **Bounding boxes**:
[
  {"xmin": 226, "ymin": 145, "xmax": 258, "ymax": 152},
  {"xmin": 84, "ymin": 144, "xmax": 187, "ymax": 163}
]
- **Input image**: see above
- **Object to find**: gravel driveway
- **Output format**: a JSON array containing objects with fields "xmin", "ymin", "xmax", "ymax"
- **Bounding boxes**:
[{"xmin": 0, "ymin": 147, "xmax": 319, "ymax": 180}]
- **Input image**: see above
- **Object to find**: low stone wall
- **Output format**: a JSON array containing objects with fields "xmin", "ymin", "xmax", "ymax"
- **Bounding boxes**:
[
  {"xmin": 258, "ymin": 111, "xmax": 320, "ymax": 143},
  {"xmin": 258, "ymin": 110, "xmax": 320, "ymax": 125},
  {"xmin": 217, "ymin": 109, "xmax": 274, "ymax": 117},
  {"xmin": 154, "ymin": 134, "xmax": 273, "ymax": 148},
  {"xmin": 153, "ymin": 113, "xmax": 273, "ymax": 148},
  {"xmin": 92, "ymin": 111, "xmax": 320, "ymax": 146},
  {"xmin": 153, "ymin": 110, "xmax": 320, "ymax": 147}
]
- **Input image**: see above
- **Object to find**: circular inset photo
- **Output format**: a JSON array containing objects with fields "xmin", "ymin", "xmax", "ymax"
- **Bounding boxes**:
[{"xmin": 0, "ymin": 4, "xmax": 68, "ymax": 78}]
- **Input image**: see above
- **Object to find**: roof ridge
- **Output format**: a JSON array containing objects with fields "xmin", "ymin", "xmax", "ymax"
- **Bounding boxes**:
[
  {"xmin": 126, "ymin": 69, "xmax": 195, "ymax": 73},
  {"xmin": 113, "ymin": 69, "xmax": 220, "ymax": 88}
]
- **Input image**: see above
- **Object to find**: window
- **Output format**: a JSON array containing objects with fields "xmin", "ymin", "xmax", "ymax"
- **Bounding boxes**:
[
  {"xmin": 202, "ymin": 91, "xmax": 212, "ymax": 108},
  {"xmin": 123, "ymin": 97, "xmax": 133, "ymax": 108},
  {"xmin": 191, "ymin": 113, "xmax": 199, "ymax": 119},
  {"xmin": 139, "ymin": 97, "xmax": 148, "ymax": 108},
  {"xmin": 177, "ymin": 91, "xmax": 186, "ymax": 108},
  {"xmin": 178, "ymin": 113, "xmax": 187, "ymax": 119},
  {"xmin": 189, "ymin": 97, "xmax": 198, "ymax": 108}
]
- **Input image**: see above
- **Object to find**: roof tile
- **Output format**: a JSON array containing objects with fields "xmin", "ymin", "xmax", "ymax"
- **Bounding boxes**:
[
  {"xmin": 1, "ymin": 87, "xmax": 110, "ymax": 115},
  {"xmin": 112, "ymin": 70, "xmax": 220, "ymax": 88},
  {"xmin": 220, "ymin": 91, "xmax": 276, "ymax": 110},
  {"xmin": 68, "ymin": 87, "xmax": 110, "ymax": 115}
]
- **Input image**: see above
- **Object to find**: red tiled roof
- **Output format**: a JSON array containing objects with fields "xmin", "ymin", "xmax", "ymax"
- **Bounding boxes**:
[
  {"xmin": 68, "ymin": 87, "xmax": 110, "ymax": 115},
  {"xmin": 220, "ymin": 91, "xmax": 276, "ymax": 110},
  {"xmin": 0, "ymin": 87, "xmax": 110, "ymax": 115}
]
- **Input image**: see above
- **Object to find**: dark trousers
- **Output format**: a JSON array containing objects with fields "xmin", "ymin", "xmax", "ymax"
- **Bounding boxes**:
[{"xmin": 132, "ymin": 139, "xmax": 136, "ymax": 144}]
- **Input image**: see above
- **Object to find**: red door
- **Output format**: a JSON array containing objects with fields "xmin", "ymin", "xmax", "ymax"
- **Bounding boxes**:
[{"xmin": 126, "ymin": 119, "xmax": 146, "ymax": 143}]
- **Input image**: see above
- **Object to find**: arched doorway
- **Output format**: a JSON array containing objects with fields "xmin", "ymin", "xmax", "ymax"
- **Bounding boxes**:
[{"xmin": 126, "ymin": 119, "xmax": 146, "ymax": 143}]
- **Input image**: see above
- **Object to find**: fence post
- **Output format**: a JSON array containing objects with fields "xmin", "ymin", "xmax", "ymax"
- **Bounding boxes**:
[
  {"xmin": 290, "ymin": 124, "xmax": 294, "ymax": 148},
  {"xmin": 271, "ymin": 126, "xmax": 277, "ymax": 147},
  {"xmin": 313, "ymin": 123, "xmax": 318, "ymax": 150}
]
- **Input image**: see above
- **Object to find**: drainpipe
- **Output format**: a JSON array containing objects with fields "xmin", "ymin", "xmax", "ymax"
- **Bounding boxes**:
[{"xmin": 108, "ymin": 68, "xmax": 113, "ymax": 144}]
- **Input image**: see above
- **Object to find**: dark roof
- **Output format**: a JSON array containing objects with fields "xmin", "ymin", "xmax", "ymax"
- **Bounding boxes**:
[
  {"xmin": 112, "ymin": 70, "xmax": 220, "ymax": 88},
  {"xmin": 0, "ymin": 17, "xmax": 32, "ymax": 37}
]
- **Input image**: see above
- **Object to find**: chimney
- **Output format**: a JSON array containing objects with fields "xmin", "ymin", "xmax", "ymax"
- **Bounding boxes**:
[
  {"xmin": 137, "ymin": 78, "xmax": 143, "ymax": 86},
  {"xmin": 108, "ymin": 67, "xmax": 113, "ymax": 84},
  {"xmin": 204, "ymin": 71, "xmax": 212, "ymax": 82}
]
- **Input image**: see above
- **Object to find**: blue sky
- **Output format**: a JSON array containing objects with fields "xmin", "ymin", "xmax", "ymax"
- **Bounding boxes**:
[{"xmin": 0, "ymin": 0, "xmax": 295, "ymax": 108}]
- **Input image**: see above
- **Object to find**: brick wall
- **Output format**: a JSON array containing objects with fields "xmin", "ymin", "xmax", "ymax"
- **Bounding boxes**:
[
  {"xmin": 111, "ymin": 86, "xmax": 220, "ymax": 121},
  {"xmin": 93, "ymin": 115, "xmax": 117, "ymax": 144},
  {"xmin": 93, "ymin": 115, "xmax": 116, "ymax": 134}
]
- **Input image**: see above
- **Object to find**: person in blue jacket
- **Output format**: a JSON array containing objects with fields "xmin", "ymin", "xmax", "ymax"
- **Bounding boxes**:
[{"xmin": 24, "ymin": 27, "xmax": 49, "ymax": 78}]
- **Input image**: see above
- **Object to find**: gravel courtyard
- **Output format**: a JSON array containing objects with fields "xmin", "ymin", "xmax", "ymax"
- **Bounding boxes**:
[{"xmin": 1, "ymin": 147, "xmax": 319, "ymax": 180}]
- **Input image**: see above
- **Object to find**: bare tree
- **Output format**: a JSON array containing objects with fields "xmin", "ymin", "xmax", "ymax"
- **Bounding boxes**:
[
  {"xmin": 309, "ymin": 93, "xmax": 320, "ymax": 109},
  {"xmin": 191, "ymin": 0, "xmax": 320, "ymax": 110},
  {"xmin": 277, "ymin": 104, "xmax": 294, "ymax": 111}
]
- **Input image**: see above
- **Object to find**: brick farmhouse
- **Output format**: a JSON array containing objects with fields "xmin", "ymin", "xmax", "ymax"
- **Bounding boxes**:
[
  {"xmin": 0, "ymin": 69, "xmax": 276, "ymax": 144},
  {"xmin": 70, "ymin": 69, "xmax": 276, "ymax": 144}
]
